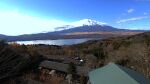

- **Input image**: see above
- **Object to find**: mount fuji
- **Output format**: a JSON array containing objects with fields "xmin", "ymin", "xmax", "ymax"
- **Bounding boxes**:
[
  {"xmin": 51, "ymin": 19, "xmax": 144, "ymax": 35},
  {"xmin": 54, "ymin": 19, "xmax": 106, "ymax": 31},
  {"xmin": 0, "ymin": 19, "xmax": 146, "ymax": 41}
]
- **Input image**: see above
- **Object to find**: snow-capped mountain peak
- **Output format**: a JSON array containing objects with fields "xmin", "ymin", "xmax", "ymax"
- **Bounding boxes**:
[
  {"xmin": 55, "ymin": 19, "xmax": 107, "ymax": 31},
  {"xmin": 70, "ymin": 19, "xmax": 106, "ymax": 27}
]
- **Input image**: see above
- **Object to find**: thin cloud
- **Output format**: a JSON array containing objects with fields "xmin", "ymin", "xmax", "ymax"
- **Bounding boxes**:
[
  {"xmin": 144, "ymin": 12, "xmax": 148, "ymax": 15},
  {"xmin": 127, "ymin": 8, "xmax": 135, "ymax": 13},
  {"xmin": 117, "ymin": 16, "xmax": 149, "ymax": 23},
  {"xmin": 120, "ymin": 8, "xmax": 135, "ymax": 18}
]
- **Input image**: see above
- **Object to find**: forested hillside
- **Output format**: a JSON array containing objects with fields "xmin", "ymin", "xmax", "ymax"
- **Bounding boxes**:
[
  {"xmin": 26, "ymin": 32, "xmax": 150, "ymax": 77},
  {"xmin": 0, "ymin": 32, "xmax": 150, "ymax": 84}
]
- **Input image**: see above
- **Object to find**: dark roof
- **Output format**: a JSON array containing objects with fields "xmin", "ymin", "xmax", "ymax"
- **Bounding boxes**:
[
  {"xmin": 39, "ymin": 60, "xmax": 88, "ymax": 76},
  {"xmin": 89, "ymin": 63, "xmax": 150, "ymax": 84},
  {"xmin": 45, "ymin": 55, "xmax": 83, "ymax": 65}
]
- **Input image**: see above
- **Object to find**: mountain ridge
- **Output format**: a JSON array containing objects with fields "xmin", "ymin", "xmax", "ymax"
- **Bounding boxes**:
[{"xmin": 0, "ymin": 19, "xmax": 148, "ymax": 41}]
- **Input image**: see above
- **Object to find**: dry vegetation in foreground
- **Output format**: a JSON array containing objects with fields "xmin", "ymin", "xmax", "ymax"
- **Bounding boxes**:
[{"xmin": 0, "ymin": 32, "xmax": 150, "ymax": 84}]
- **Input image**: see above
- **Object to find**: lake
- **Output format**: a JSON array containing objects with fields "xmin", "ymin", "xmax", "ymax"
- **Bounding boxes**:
[{"xmin": 13, "ymin": 38, "xmax": 101, "ymax": 45}]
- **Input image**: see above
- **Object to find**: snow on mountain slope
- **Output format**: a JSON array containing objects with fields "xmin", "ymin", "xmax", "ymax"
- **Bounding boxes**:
[
  {"xmin": 55, "ymin": 19, "xmax": 106, "ymax": 31},
  {"xmin": 70, "ymin": 19, "xmax": 106, "ymax": 27}
]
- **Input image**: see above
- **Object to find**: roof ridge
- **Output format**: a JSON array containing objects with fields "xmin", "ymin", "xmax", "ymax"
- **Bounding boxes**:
[{"xmin": 113, "ymin": 64, "xmax": 139, "ymax": 84}]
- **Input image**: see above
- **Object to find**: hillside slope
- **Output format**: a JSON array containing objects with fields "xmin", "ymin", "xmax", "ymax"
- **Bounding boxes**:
[{"xmin": 71, "ymin": 32, "xmax": 150, "ymax": 77}]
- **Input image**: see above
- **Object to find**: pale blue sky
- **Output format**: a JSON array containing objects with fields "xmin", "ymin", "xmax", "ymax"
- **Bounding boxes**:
[{"xmin": 0, "ymin": 0, "xmax": 150, "ymax": 35}]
